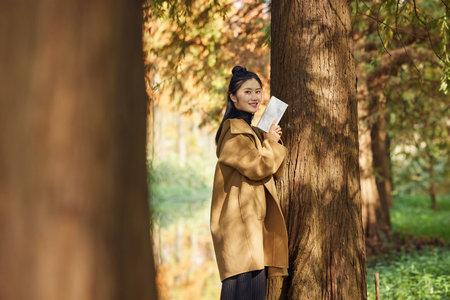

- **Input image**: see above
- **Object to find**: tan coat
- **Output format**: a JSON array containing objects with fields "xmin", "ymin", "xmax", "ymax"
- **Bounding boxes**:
[{"xmin": 210, "ymin": 118, "xmax": 289, "ymax": 281}]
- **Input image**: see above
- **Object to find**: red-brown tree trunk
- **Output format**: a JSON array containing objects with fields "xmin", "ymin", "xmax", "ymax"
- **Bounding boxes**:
[
  {"xmin": 269, "ymin": 0, "xmax": 367, "ymax": 299},
  {"xmin": 0, "ymin": 1, "xmax": 158, "ymax": 300}
]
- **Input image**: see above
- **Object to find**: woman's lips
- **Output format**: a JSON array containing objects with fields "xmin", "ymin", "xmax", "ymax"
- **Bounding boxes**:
[{"xmin": 249, "ymin": 103, "xmax": 258, "ymax": 107}]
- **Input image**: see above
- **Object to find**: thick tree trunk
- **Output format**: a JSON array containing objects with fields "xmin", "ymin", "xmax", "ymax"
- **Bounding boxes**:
[
  {"xmin": 0, "ymin": 1, "xmax": 158, "ymax": 300},
  {"xmin": 270, "ymin": 1, "xmax": 366, "ymax": 299}
]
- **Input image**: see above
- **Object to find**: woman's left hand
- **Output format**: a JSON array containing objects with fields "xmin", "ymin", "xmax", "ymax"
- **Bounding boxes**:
[{"xmin": 263, "ymin": 119, "xmax": 282, "ymax": 142}]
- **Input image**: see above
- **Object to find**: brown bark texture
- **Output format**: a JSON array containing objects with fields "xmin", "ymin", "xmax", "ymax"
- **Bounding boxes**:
[
  {"xmin": 270, "ymin": 0, "xmax": 367, "ymax": 299},
  {"xmin": 0, "ymin": 1, "xmax": 158, "ymax": 300}
]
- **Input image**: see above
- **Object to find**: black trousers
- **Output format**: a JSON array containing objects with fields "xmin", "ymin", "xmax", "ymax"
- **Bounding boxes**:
[{"xmin": 220, "ymin": 268, "xmax": 267, "ymax": 300}]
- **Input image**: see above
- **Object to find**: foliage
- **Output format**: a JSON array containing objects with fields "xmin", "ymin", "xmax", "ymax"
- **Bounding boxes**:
[
  {"xmin": 144, "ymin": 0, "xmax": 227, "ymax": 23},
  {"xmin": 148, "ymin": 155, "xmax": 213, "ymax": 227},
  {"xmin": 143, "ymin": 0, "xmax": 271, "ymax": 126},
  {"xmin": 391, "ymin": 141, "xmax": 449, "ymax": 196},
  {"xmin": 366, "ymin": 194, "xmax": 450, "ymax": 299},
  {"xmin": 366, "ymin": 247, "xmax": 450, "ymax": 299},
  {"xmin": 352, "ymin": 0, "xmax": 450, "ymax": 202},
  {"xmin": 387, "ymin": 50, "xmax": 449, "ymax": 198},
  {"xmin": 390, "ymin": 194, "xmax": 450, "ymax": 241},
  {"xmin": 352, "ymin": 0, "xmax": 450, "ymax": 94}
]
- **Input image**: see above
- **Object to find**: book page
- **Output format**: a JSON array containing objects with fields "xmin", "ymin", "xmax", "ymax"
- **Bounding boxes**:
[{"xmin": 256, "ymin": 96, "xmax": 288, "ymax": 132}]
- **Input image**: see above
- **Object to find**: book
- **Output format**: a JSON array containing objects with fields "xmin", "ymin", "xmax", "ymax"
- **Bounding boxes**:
[{"xmin": 256, "ymin": 96, "xmax": 288, "ymax": 132}]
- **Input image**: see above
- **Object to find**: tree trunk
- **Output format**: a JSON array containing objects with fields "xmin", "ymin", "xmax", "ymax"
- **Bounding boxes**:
[
  {"xmin": 176, "ymin": 116, "xmax": 187, "ymax": 165},
  {"xmin": 428, "ymin": 154, "xmax": 438, "ymax": 211},
  {"xmin": 354, "ymin": 49, "xmax": 391, "ymax": 246},
  {"xmin": 0, "ymin": 1, "xmax": 158, "ymax": 300},
  {"xmin": 270, "ymin": 1, "xmax": 366, "ymax": 299},
  {"xmin": 359, "ymin": 97, "xmax": 390, "ymax": 246},
  {"xmin": 370, "ymin": 93, "xmax": 393, "ymax": 209}
]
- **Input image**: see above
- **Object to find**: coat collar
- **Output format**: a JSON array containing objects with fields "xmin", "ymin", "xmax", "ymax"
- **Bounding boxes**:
[
  {"xmin": 216, "ymin": 118, "xmax": 262, "ymax": 158},
  {"xmin": 229, "ymin": 118, "xmax": 255, "ymax": 135},
  {"xmin": 230, "ymin": 119, "xmax": 264, "ymax": 145}
]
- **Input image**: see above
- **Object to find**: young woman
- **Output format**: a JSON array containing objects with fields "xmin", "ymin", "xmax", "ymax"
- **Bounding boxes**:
[{"xmin": 210, "ymin": 66, "xmax": 289, "ymax": 300}]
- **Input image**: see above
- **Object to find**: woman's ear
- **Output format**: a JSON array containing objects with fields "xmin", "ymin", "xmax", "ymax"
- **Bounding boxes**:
[{"xmin": 230, "ymin": 93, "xmax": 237, "ymax": 103}]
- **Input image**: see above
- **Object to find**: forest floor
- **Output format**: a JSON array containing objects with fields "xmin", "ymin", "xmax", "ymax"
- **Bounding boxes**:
[{"xmin": 366, "ymin": 195, "xmax": 450, "ymax": 299}]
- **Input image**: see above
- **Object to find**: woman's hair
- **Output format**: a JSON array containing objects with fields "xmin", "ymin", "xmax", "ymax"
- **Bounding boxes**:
[{"xmin": 215, "ymin": 66, "xmax": 263, "ymax": 145}]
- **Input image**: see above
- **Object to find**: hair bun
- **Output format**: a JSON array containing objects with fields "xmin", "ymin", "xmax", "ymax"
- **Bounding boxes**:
[{"xmin": 232, "ymin": 65, "xmax": 247, "ymax": 75}]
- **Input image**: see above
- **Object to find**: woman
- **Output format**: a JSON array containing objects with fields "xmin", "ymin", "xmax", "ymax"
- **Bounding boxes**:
[{"xmin": 211, "ymin": 66, "xmax": 289, "ymax": 300}]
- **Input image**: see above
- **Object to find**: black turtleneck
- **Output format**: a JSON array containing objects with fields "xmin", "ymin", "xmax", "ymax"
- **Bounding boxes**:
[
  {"xmin": 215, "ymin": 104, "xmax": 259, "ymax": 145},
  {"xmin": 229, "ymin": 106, "xmax": 264, "ymax": 143},
  {"xmin": 229, "ymin": 106, "xmax": 254, "ymax": 125}
]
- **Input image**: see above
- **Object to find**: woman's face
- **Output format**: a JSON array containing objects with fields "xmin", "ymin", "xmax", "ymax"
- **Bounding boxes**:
[{"xmin": 230, "ymin": 78, "xmax": 262, "ymax": 114}]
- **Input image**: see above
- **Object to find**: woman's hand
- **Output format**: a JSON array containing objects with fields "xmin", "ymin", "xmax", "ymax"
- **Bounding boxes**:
[{"xmin": 263, "ymin": 119, "xmax": 282, "ymax": 143}]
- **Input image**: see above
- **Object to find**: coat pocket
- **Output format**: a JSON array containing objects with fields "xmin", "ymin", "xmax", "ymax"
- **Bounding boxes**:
[
  {"xmin": 238, "ymin": 182, "xmax": 266, "ymax": 221},
  {"xmin": 252, "ymin": 184, "xmax": 266, "ymax": 220}
]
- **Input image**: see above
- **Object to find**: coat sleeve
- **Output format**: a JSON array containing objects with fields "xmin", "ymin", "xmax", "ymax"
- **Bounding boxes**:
[
  {"xmin": 273, "ymin": 155, "xmax": 286, "ymax": 180},
  {"xmin": 218, "ymin": 132, "xmax": 287, "ymax": 181},
  {"xmin": 273, "ymin": 137, "xmax": 287, "ymax": 180}
]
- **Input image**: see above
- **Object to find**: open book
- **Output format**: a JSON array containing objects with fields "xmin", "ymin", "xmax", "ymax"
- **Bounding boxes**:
[{"xmin": 256, "ymin": 96, "xmax": 288, "ymax": 132}]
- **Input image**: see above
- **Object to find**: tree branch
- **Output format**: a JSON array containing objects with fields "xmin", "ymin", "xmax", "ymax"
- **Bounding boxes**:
[
  {"xmin": 412, "ymin": 0, "xmax": 448, "ymax": 66},
  {"xmin": 441, "ymin": 0, "xmax": 450, "ymax": 12}
]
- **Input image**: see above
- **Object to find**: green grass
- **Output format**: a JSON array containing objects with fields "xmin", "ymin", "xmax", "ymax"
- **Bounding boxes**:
[
  {"xmin": 365, "ymin": 194, "xmax": 450, "ymax": 299},
  {"xmin": 367, "ymin": 247, "xmax": 450, "ymax": 299},
  {"xmin": 390, "ymin": 194, "xmax": 450, "ymax": 243}
]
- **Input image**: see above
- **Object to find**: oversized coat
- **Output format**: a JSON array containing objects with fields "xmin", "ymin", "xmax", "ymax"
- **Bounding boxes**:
[{"xmin": 210, "ymin": 118, "xmax": 289, "ymax": 281}]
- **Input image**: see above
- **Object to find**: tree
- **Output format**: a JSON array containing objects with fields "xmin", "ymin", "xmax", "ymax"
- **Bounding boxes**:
[
  {"xmin": 353, "ymin": 0, "xmax": 449, "ymax": 212},
  {"xmin": 351, "ymin": 0, "xmax": 449, "ymax": 242},
  {"xmin": 0, "ymin": 1, "xmax": 158, "ymax": 299},
  {"xmin": 357, "ymin": 85, "xmax": 391, "ymax": 246},
  {"xmin": 269, "ymin": 0, "xmax": 366, "ymax": 299},
  {"xmin": 388, "ymin": 80, "xmax": 449, "ymax": 210}
]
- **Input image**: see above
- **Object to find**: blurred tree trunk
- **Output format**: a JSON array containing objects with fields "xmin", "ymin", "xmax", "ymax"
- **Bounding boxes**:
[
  {"xmin": 427, "ymin": 150, "xmax": 438, "ymax": 211},
  {"xmin": 371, "ymin": 93, "xmax": 393, "ymax": 208},
  {"xmin": 359, "ymin": 96, "xmax": 390, "ymax": 246},
  {"xmin": 269, "ymin": 0, "xmax": 366, "ymax": 299},
  {"xmin": 354, "ymin": 41, "xmax": 396, "ymax": 245},
  {"xmin": 176, "ymin": 117, "xmax": 187, "ymax": 165},
  {"xmin": 0, "ymin": 1, "xmax": 158, "ymax": 300}
]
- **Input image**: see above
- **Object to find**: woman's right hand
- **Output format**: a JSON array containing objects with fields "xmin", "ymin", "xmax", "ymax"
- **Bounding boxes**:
[{"xmin": 263, "ymin": 119, "xmax": 282, "ymax": 143}]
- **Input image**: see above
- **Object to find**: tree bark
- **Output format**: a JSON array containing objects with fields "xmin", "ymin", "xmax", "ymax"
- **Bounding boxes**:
[
  {"xmin": 0, "ymin": 1, "xmax": 158, "ymax": 300},
  {"xmin": 270, "ymin": 1, "xmax": 366, "ymax": 299}
]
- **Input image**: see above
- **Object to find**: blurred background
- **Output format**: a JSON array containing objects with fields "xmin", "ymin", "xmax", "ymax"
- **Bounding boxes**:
[{"xmin": 143, "ymin": 0, "xmax": 449, "ymax": 299}]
